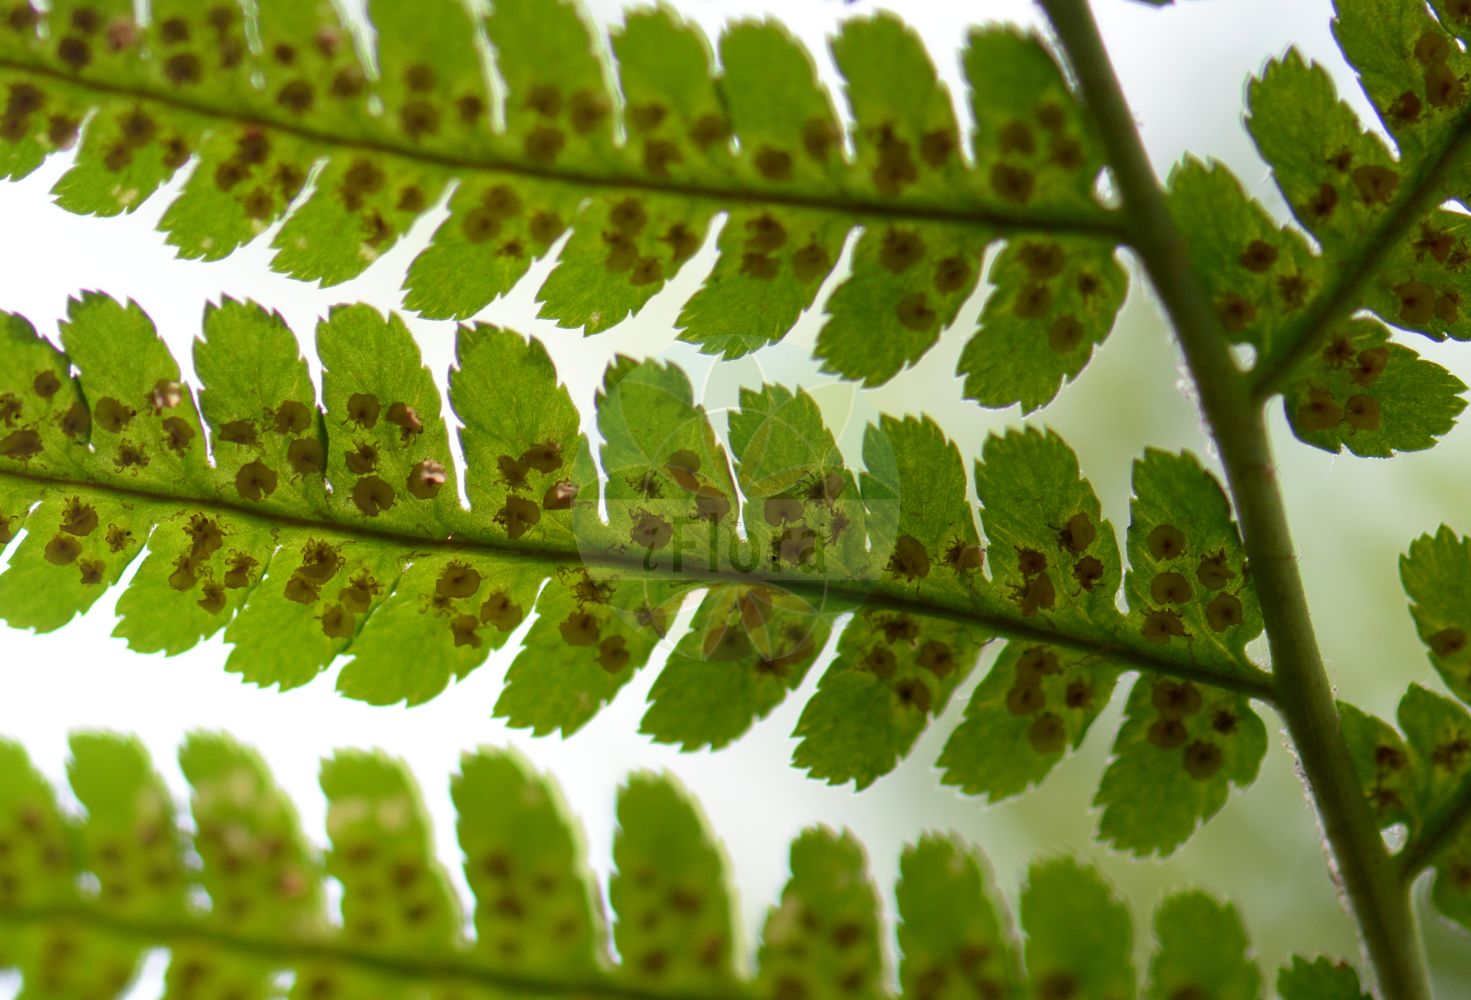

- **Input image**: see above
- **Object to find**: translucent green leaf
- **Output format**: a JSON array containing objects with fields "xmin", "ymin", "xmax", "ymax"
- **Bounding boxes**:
[
  {"xmin": 1333, "ymin": 0, "xmax": 1464, "ymax": 163},
  {"xmin": 959, "ymin": 234, "xmax": 1126, "ymax": 413},
  {"xmin": 1020, "ymin": 857, "xmax": 1134, "ymax": 1000},
  {"xmin": 273, "ymin": 157, "xmax": 453, "ymax": 287},
  {"xmin": 336, "ymin": 550, "xmax": 545, "ymax": 706},
  {"xmin": 451, "ymin": 749, "xmax": 602, "ymax": 976},
  {"xmin": 793, "ymin": 604, "xmax": 987, "ymax": 789},
  {"xmin": 484, "ymin": 0, "xmax": 615, "ymax": 166},
  {"xmin": 1248, "ymin": 53, "xmax": 1406, "ymax": 276},
  {"xmin": 831, "ymin": 13, "xmax": 968, "ymax": 201},
  {"xmin": 1095, "ymin": 679, "xmax": 1267, "ymax": 856},
  {"xmin": 69, "ymin": 733, "xmax": 189, "ymax": 987},
  {"xmin": 1339, "ymin": 701, "xmax": 1420, "ymax": 834},
  {"xmin": 1167, "ymin": 159, "xmax": 1465, "ymax": 457},
  {"xmin": 367, "ymin": 0, "xmax": 491, "ymax": 157},
  {"xmin": 0, "ymin": 485, "xmax": 152, "ymax": 632},
  {"xmin": 1277, "ymin": 956, "xmax": 1372, "ymax": 1000},
  {"xmin": 222, "ymin": 533, "xmax": 403, "ymax": 690},
  {"xmin": 1146, "ymin": 893, "xmax": 1260, "ymax": 1000},
  {"xmin": 1246, "ymin": 26, "xmax": 1471, "ymax": 363},
  {"xmin": 316, "ymin": 304, "xmax": 461, "ymax": 534},
  {"xmin": 0, "ymin": 740, "xmax": 72, "ymax": 909},
  {"xmin": 611, "ymin": 774, "xmax": 736, "ymax": 990},
  {"xmin": 113, "ymin": 508, "xmax": 277, "ymax": 655},
  {"xmin": 675, "ymin": 21, "xmax": 846, "ymax": 357},
  {"xmin": 611, "ymin": 7, "xmax": 731, "ymax": 184},
  {"xmin": 726, "ymin": 384, "xmax": 868, "ymax": 580},
  {"xmin": 319, "ymin": 751, "xmax": 461, "ymax": 957},
  {"xmin": 677, "ymin": 207, "xmax": 847, "ymax": 359},
  {"xmin": 1280, "ymin": 317, "xmax": 1465, "ymax": 458},
  {"xmin": 179, "ymin": 733, "xmax": 324, "ymax": 937},
  {"xmin": 792, "ymin": 416, "xmax": 991, "ymax": 788},
  {"xmin": 538, "ymin": 194, "xmax": 716, "ymax": 333},
  {"xmin": 0, "ymin": 738, "xmax": 117, "ymax": 995},
  {"xmin": 175, "ymin": 733, "xmax": 324, "ymax": 997},
  {"xmin": 958, "ymin": 27, "xmax": 1117, "ymax": 409},
  {"xmin": 51, "ymin": 104, "xmax": 201, "ymax": 217},
  {"xmin": 1166, "ymin": 157, "xmax": 1324, "ymax": 360},
  {"xmin": 896, "ymin": 835, "xmax": 1020, "ymax": 999},
  {"xmin": 496, "ymin": 571, "xmax": 688, "ymax": 736},
  {"xmin": 594, "ymin": 357, "xmax": 740, "ymax": 570},
  {"xmin": 756, "ymin": 829, "xmax": 885, "ymax": 1000},
  {"xmin": 404, "ymin": 176, "xmax": 576, "ymax": 320},
  {"xmin": 0, "ymin": 66, "xmax": 89, "ymax": 181},
  {"xmin": 59, "ymin": 292, "xmax": 211, "ymax": 491},
  {"xmin": 1401, "ymin": 525, "xmax": 1471, "ymax": 704},
  {"xmin": 817, "ymin": 221, "xmax": 988, "ymax": 386},
  {"xmin": 194, "ymin": 298, "xmax": 325, "ymax": 516},
  {"xmin": 972, "ymin": 427, "xmax": 1124, "ymax": 637},
  {"xmin": 452, "ymin": 324, "xmax": 593, "ymax": 549},
  {"xmin": 0, "ymin": 309, "xmax": 86, "ymax": 480},
  {"xmin": 865, "ymin": 416, "xmax": 984, "ymax": 603},
  {"xmin": 939, "ymin": 641, "xmax": 1121, "ymax": 802},
  {"xmin": 642, "ymin": 586, "xmax": 842, "ymax": 750},
  {"xmin": 711, "ymin": 20, "xmax": 846, "ymax": 195},
  {"xmin": 1124, "ymin": 449, "xmax": 1261, "ymax": 675},
  {"xmin": 965, "ymin": 28, "xmax": 1106, "ymax": 212},
  {"xmin": 1397, "ymin": 684, "xmax": 1471, "ymax": 929}
]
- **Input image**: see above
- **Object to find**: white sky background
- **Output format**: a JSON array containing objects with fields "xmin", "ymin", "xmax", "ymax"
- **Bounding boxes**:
[{"xmin": 2, "ymin": 0, "xmax": 1470, "ymax": 994}]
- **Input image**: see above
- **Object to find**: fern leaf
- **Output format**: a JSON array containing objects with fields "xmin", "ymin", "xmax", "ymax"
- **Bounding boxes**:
[
  {"xmin": 895, "ymin": 834, "xmax": 1021, "ymax": 996},
  {"xmin": 1019, "ymin": 858, "xmax": 1134, "ymax": 1000},
  {"xmin": 1091, "ymin": 450, "xmax": 1269, "ymax": 855},
  {"xmin": 1336, "ymin": 678, "xmax": 1471, "ymax": 931},
  {"xmin": 1402, "ymin": 525, "xmax": 1471, "ymax": 704},
  {"xmin": 611, "ymin": 773, "xmax": 739, "ymax": 988},
  {"xmin": 0, "ymin": 294, "xmax": 1277, "ymax": 852},
  {"xmin": 1396, "ymin": 685, "xmax": 1471, "ymax": 929},
  {"xmin": 0, "ymin": 1, "xmax": 1126, "ymax": 410},
  {"xmin": 759, "ymin": 830, "xmax": 886, "ymax": 999},
  {"xmin": 1093, "ymin": 678, "xmax": 1267, "ymax": 857},
  {"xmin": 1146, "ymin": 893, "xmax": 1261, "ymax": 1000},
  {"xmin": 1238, "ymin": 0, "xmax": 1471, "ymax": 419},
  {"xmin": 452, "ymin": 750, "xmax": 603, "ymax": 975},
  {"xmin": 1277, "ymin": 956, "xmax": 1373, "ymax": 1000},
  {"xmin": 1166, "ymin": 157, "xmax": 1466, "ymax": 457},
  {"xmin": 0, "ymin": 729, "xmax": 1307, "ymax": 999},
  {"xmin": 1339, "ymin": 701, "xmax": 1420, "ymax": 834},
  {"xmin": 672, "ymin": 23, "xmax": 847, "ymax": 359},
  {"xmin": 959, "ymin": 234, "xmax": 1127, "ymax": 413}
]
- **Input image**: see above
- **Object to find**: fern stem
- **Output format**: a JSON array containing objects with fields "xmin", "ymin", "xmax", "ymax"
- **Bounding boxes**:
[
  {"xmin": 1398, "ymin": 769, "xmax": 1471, "ymax": 881},
  {"xmin": 0, "ymin": 905, "xmax": 748, "ymax": 1000},
  {"xmin": 0, "ymin": 465, "xmax": 1274, "ymax": 701},
  {"xmin": 1250, "ymin": 104, "xmax": 1471, "ymax": 403},
  {"xmin": 1036, "ymin": 2, "xmax": 1431, "ymax": 997},
  {"xmin": 0, "ymin": 56, "xmax": 1125, "ymax": 241}
]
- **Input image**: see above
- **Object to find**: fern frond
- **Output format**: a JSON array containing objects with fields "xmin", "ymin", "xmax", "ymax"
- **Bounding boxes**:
[
  {"xmin": 1337, "ymin": 526, "xmax": 1471, "ymax": 927},
  {"xmin": 1224, "ymin": 0, "xmax": 1471, "ymax": 444},
  {"xmin": 0, "ymin": 729, "xmax": 1327, "ymax": 998},
  {"xmin": 1278, "ymin": 956, "xmax": 1374, "ymax": 1000},
  {"xmin": 1164, "ymin": 155, "xmax": 1466, "ymax": 458},
  {"xmin": 0, "ymin": 0, "xmax": 1128, "ymax": 411},
  {"xmin": 1336, "ymin": 681, "xmax": 1471, "ymax": 933},
  {"xmin": 0, "ymin": 293, "xmax": 1274, "ymax": 854},
  {"xmin": 1382, "ymin": 525, "xmax": 1471, "ymax": 926}
]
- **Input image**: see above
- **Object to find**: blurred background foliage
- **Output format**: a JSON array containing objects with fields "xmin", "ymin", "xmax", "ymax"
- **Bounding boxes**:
[{"xmin": 0, "ymin": 0, "xmax": 1468, "ymax": 993}]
